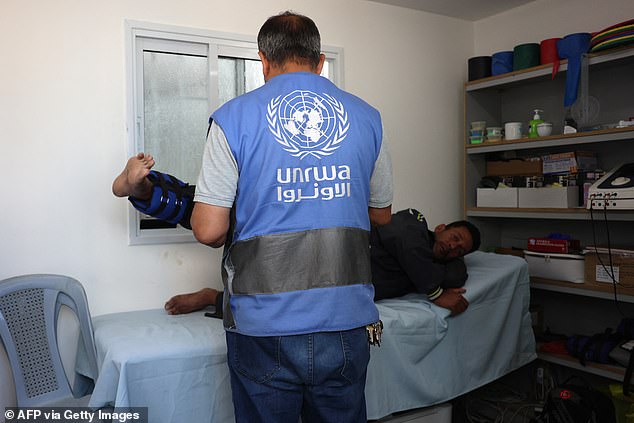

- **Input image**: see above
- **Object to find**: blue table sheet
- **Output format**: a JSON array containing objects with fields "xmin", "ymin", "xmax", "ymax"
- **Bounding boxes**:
[
  {"xmin": 80, "ymin": 251, "xmax": 536, "ymax": 422},
  {"xmin": 365, "ymin": 251, "xmax": 537, "ymax": 419},
  {"xmin": 83, "ymin": 309, "xmax": 233, "ymax": 423}
]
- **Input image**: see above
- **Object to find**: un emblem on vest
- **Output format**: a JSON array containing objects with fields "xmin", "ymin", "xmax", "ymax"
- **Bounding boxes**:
[{"xmin": 267, "ymin": 90, "xmax": 349, "ymax": 160}]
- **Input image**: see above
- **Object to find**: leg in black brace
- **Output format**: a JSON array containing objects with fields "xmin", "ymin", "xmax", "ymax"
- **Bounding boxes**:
[{"xmin": 129, "ymin": 171, "xmax": 195, "ymax": 229}]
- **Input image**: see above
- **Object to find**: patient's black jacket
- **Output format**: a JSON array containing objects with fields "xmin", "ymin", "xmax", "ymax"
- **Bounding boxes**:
[{"xmin": 370, "ymin": 209, "xmax": 468, "ymax": 301}]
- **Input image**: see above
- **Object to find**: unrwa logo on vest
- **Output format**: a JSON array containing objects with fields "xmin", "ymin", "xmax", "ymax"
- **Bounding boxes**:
[{"xmin": 267, "ymin": 90, "xmax": 349, "ymax": 160}]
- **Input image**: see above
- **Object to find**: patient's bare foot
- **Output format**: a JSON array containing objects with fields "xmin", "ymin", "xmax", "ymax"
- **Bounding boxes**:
[
  {"xmin": 165, "ymin": 288, "xmax": 219, "ymax": 315},
  {"xmin": 112, "ymin": 153, "xmax": 155, "ymax": 199}
]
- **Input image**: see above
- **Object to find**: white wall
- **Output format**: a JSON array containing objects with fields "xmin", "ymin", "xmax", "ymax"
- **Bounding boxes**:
[
  {"xmin": 0, "ymin": 0, "xmax": 472, "ymax": 317},
  {"xmin": 474, "ymin": 0, "xmax": 634, "ymax": 55}
]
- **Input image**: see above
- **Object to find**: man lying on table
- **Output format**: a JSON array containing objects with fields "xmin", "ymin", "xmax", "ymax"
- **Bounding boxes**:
[{"xmin": 113, "ymin": 153, "xmax": 481, "ymax": 317}]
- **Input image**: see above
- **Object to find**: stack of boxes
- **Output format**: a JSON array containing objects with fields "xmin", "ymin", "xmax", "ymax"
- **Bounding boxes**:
[
  {"xmin": 527, "ymin": 237, "xmax": 581, "ymax": 254},
  {"xmin": 476, "ymin": 151, "xmax": 599, "ymax": 208},
  {"xmin": 476, "ymin": 158, "xmax": 541, "ymax": 207},
  {"xmin": 478, "ymin": 151, "xmax": 634, "ymax": 289},
  {"xmin": 524, "ymin": 236, "xmax": 585, "ymax": 283},
  {"xmin": 521, "ymin": 243, "xmax": 634, "ymax": 286}
]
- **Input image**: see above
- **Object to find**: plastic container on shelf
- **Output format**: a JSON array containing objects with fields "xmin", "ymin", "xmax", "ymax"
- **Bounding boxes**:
[
  {"xmin": 537, "ymin": 122, "xmax": 553, "ymax": 136},
  {"xmin": 470, "ymin": 121, "xmax": 486, "ymax": 130},
  {"xmin": 486, "ymin": 126, "xmax": 502, "ymax": 135}
]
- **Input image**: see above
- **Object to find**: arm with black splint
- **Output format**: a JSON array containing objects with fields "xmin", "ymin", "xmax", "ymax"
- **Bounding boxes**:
[{"xmin": 128, "ymin": 171, "xmax": 195, "ymax": 230}]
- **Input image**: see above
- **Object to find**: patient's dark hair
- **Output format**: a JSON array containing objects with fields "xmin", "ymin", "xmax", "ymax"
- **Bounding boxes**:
[
  {"xmin": 446, "ymin": 220, "xmax": 481, "ymax": 253},
  {"xmin": 257, "ymin": 11, "xmax": 321, "ymax": 69}
]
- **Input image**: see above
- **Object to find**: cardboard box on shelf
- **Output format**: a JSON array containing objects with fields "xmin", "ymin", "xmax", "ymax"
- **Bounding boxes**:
[
  {"xmin": 486, "ymin": 159, "xmax": 543, "ymax": 177},
  {"xmin": 542, "ymin": 151, "xmax": 598, "ymax": 175},
  {"xmin": 524, "ymin": 250, "xmax": 585, "ymax": 283},
  {"xmin": 476, "ymin": 187, "xmax": 518, "ymax": 207},
  {"xmin": 518, "ymin": 186, "xmax": 579, "ymax": 208},
  {"xmin": 527, "ymin": 238, "xmax": 581, "ymax": 254},
  {"xmin": 584, "ymin": 253, "xmax": 634, "ymax": 288}
]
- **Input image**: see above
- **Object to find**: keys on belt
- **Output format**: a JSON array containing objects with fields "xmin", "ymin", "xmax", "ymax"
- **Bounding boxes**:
[{"xmin": 366, "ymin": 320, "xmax": 383, "ymax": 347}]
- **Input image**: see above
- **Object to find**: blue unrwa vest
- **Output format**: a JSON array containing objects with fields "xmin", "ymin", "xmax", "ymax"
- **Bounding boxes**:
[{"xmin": 212, "ymin": 72, "xmax": 382, "ymax": 336}]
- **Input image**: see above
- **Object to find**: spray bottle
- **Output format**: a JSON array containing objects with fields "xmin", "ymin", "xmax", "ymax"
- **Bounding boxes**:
[{"xmin": 529, "ymin": 109, "xmax": 544, "ymax": 138}]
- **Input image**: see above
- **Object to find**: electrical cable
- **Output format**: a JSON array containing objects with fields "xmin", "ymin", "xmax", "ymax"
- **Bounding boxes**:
[
  {"xmin": 462, "ymin": 380, "xmax": 542, "ymax": 423},
  {"xmin": 507, "ymin": 403, "xmax": 543, "ymax": 422},
  {"xmin": 603, "ymin": 202, "xmax": 617, "ymax": 284},
  {"xmin": 589, "ymin": 197, "xmax": 634, "ymax": 288},
  {"xmin": 588, "ymin": 200, "xmax": 633, "ymax": 319}
]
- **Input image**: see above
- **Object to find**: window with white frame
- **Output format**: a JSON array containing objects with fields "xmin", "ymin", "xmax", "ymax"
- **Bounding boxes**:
[{"xmin": 125, "ymin": 21, "xmax": 342, "ymax": 245}]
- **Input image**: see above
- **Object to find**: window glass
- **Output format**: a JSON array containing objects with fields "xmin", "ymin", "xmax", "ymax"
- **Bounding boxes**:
[
  {"xmin": 245, "ymin": 60, "xmax": 264, "ymax": 92},
  {"xmin": 143, "ymin": 51, "xmax": 209, "ymax": 183},
  {"xmin": 218, "ymin": 57, "xmax": 264, "ymax": 107},
  {"xmin": 126, "ymin": 22, "xmax": 341, "ymax": 244}
]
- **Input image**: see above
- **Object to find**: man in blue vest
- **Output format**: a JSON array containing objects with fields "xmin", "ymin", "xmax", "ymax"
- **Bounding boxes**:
[
  {"xmin": 114, "ymin": 11, "xmax": 393, "ymax": 422},
  {"xmin": 114, "ymin": 156, "xmax": 477, "ymax": 321}
]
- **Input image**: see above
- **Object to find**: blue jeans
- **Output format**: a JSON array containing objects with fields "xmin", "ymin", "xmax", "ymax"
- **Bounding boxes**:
[{"xmin": 226, "ymin": 327, "xmax": 370, "ymax": 423}]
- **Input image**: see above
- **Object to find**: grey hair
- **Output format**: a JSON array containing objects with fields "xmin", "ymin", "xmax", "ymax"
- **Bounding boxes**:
[{"xmin": 257, "ymin": 11, "xmax": 321, "ymax": 69}]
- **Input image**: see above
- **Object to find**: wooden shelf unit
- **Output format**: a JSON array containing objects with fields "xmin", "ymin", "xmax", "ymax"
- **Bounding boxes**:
[
  {"xmin": 463, "ymin": 44, "xmax": 634, "ymax": 249},
  {"xmin": 538, "ymin": 351, "xmax": 630, "ymax": 384},
  {"xmin": 466, "ymin": 127, "xmax": 634, "ymax": 154},
  {"xmin": 466, "ymin": 207, "xmax": 634, "ymax": 221},
  {"xmin": 531, "ymin": 277, "xmax": 634, "ymax": 303},
  {"xmin": 464, "ymin": 46, "xmax": 634, "ymax": 382}
]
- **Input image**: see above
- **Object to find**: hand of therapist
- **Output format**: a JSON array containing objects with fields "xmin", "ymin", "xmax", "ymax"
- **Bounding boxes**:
[{"xmin": 432, "ymin": 288, "xmax": 469, "ymax": 316}]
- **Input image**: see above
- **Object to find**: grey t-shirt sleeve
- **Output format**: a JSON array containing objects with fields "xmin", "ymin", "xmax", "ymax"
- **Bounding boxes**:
[
  {"xmin": 369, "ymin": 136, "xmax": 393, "ymax": 208},
  {"xmin": 194, "ymin": 121, "xmax": 238, "ymax": 208}
]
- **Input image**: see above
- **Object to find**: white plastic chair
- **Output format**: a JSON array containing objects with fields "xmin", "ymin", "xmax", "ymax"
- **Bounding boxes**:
[{"xmin": 0, "ymin": 274, "xmax": 99, "ymax": 407}]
